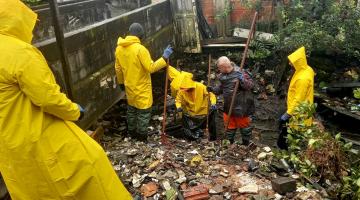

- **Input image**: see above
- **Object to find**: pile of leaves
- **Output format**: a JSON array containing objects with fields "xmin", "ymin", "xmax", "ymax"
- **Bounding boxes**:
[{"xmin": 277, "ymin": 102, "xmax": 360, "ymax": 199}]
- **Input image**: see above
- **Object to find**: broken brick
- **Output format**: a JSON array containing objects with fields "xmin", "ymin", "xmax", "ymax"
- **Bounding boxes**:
[{"xmin": 183, "ymin": 184, "xmax": 209, "ymax": 200}]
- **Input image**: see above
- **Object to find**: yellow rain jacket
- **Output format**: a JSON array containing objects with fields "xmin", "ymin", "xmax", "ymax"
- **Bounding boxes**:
[
  {"xmin": 287, "ymin": 46, "xmax": 315, "ymax": 117},
  {"xmin": 168, "ymin": 66, "xmax": 194, "ymax": 98},
  {"xmin": 115, "ymin": 36, "xmax": 167, "ymax": 109},
  {"xmin": 0, "ymin": 1, "xmax": 132, "ymax": 199},
  {"xmin": 175, "ymin": 75, "xmax": 216, "ymax": 116}
]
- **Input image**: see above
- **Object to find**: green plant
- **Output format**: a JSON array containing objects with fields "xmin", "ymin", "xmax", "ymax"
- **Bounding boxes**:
[
  {"xmin": 215, "ymin": 1, "xmax": 233, "ymax": 19},
  {"xmin": 354, "ymin": 88, "xmax": 360, "ymax": 99},
  {"xmin": 276, "ymin": 102, "xmax": 360, "ymax": 199}
]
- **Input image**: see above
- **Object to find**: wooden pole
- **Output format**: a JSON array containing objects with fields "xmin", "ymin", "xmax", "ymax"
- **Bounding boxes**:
[
  {"xmin": 205, "ymin": 54, "xmax": 212, "ymax": 139},
  {"xmin": 224, "ymin": 12, "xmax": 258, "ymax": 133},
  {"xmin": 161, "ymin": 59, "xmax": 170, "ymax": 145}
]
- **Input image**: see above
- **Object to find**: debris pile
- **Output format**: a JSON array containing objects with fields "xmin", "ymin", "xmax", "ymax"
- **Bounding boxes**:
[{"xmin": 100, "ymin": 129, "xmax": 324, "ymax": 199}]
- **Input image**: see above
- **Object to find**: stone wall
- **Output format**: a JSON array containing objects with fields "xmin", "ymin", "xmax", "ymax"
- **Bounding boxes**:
[{"xmin": 34, "ymin": 0, "xmax": 174, "ymax": 128}]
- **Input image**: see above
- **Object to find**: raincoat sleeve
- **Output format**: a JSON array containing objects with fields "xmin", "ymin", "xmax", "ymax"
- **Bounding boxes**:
[
  {"xmin": 168, "ymin": 66, "xmax": 180, "ymax": 80},
  {"xmin": 17, "ymin": 49, "xmax": 80, "ymax": 121},
  {"xmin": 175, "ymin": 90, "xmax": 183, "ymax": 109},
  {"xmin": 209, "ymin": 92, "xmax": 216, "ymax": 105},
  {"xmin": 138, "ymin": 46, "xmax": 167, "ymax": 73},
  {"xmin": 114, "ymin": 52, "xmax": 124, "ymax": 84},
  {"xmin": 287, "ymin": 79, "xmax": 311, "ymax": 115}
]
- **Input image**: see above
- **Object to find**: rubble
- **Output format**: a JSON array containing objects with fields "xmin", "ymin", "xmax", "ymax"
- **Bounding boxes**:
[
  {"xmin": 96, "ymin": 61, "xmax": 330, "ymax": 199},
  {"xmin": 271, "ymin": 177, "xmax": 296, "ymax": 195}
]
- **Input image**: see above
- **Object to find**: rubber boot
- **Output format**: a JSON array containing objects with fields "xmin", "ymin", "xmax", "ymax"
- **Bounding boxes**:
[
  {"xmin": 226, "ymin": 129, "xmax": 236, "ymax": 144},
  {"xmin": 240, "ymin": 127, "xmax": 252, "ymax": 146}
]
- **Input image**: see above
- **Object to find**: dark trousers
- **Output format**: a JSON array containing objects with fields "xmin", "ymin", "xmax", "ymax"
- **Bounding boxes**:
[
  {"xmin": 277, "ymin": 118, "xmax": 289, "ymax": 150},
  {"xmin": 182, "ymin": 110, "xmax": 217, "ymax": 141}
]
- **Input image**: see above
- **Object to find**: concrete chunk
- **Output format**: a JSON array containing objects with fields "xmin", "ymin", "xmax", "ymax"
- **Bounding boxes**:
[{"xmin": 271, "ymin": 177, "xmax": 296, "ymax": 195}]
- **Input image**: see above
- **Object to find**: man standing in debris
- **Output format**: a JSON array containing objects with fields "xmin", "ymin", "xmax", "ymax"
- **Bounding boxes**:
[
  {"xmin": 208, "ymin": 56, "xmax": 255, "ymax": 145},
  {"xmin": 115, "ymin": 23, "xmax": 173, "ymax": 141},
  {"xmin": 175, "ymin": 72, "xmax": 217, "ymax": 140},
  {"xmin": 277, "ymin": 46, "xmax": 315, "ymax": 150},
  {"xmin": 0, "ymin": 0, "xmax": 132, "ymax": 199}
]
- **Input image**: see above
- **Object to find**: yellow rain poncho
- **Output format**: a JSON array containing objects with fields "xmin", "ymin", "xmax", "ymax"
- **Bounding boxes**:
[
  {"xmin": 175, "ymin": 74, "xmax": 216, "ymax": 116},
  {"xmin": 168, "ymin": 66, "xmax": 194, "ymax": 98},
  {"xmin": 0, "ymin": 1, "xmax": 132, "ymax": 199},
  {"xmin": 287, "ymin": 46, "xmax": 315, "ymax": 116},
  {"xmin": 115, "ymin": 36, "xmax": 167, "ymax": 109}
]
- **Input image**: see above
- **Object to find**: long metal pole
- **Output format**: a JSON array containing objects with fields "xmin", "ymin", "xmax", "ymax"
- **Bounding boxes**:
[
  {"xmin": 224, "ymin": 12, "xmax": 258, "ymax": 133},
  {"xmin": 49, "ymin": 0, "xmax": 74, "ymax": 100},
  {"xmin": 161, "ymin": 59, "xmax": 170, "ymax": 145}
]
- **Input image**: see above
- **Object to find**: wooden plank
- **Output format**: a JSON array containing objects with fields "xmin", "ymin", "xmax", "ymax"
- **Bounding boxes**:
[
  {"xmin": 321, "ymin": 103, "xmax": 360, "ymax": 121},
  {"xmin": 202, "ymin": 43, "xmax": 246, "ymax": 48},
  {"xmin": 202, "ymin": 37, "xmax": 246, "ymax": 44},
  {"xmin": 170, "ymin": 0, "xmax": 201, "ymax": 53}
]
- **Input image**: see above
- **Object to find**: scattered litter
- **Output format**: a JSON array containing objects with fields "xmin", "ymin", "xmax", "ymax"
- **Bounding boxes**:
[
  {"xmin": 140, "ymin": 182, "xmax": 158, "ymax": 197},
  {"xmin": 238, "ymin": 183, "xmax": 259, "ymax": 194}
]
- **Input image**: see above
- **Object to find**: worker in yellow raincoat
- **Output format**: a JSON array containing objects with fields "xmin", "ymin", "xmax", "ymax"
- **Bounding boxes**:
[
  {"xmin": 168, "ymin": 66, "xmax": 192, "ymax": 97},
  {"xmin": 277, "ymin": 46, "xmax": 315, "ymax": 150},
  {"xmin": 0, "ymin": 1, "xmax": 132, "ymax": 199},
  {"xmin": 115, "ymin": 23, "xmax": 173, "ymax": 141},
  {"xmin": 175, "ymin": 73, "xmax": 217, "ymax": 140}
]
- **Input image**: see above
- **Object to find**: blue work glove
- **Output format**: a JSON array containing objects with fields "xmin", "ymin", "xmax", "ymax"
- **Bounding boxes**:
[
  {"xmin": 210, "ymin": 104, "xmax": 217, "ymax": 111},
  {"xmin": 78, "ymin": 104, "xmax": 85, "ymax": 120},
  {"xmin": 162, "ymin": 45, "xmax": 173, "ymax": 60},
  {"xmin": 177, "ymin": 107, "xmax": 183, "ymax": 113},
  {"xmin": 280, "ymin": 113, "xmax": 291, "ymax": 121}
]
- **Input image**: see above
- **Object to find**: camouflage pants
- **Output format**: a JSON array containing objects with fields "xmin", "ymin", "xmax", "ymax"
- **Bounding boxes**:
[
  {"xmin": 226, "ymin": 126, "xmax": 253, "ymax": 144},
  {"xmin": 127, "ymin": 105, "xmax": 152, "ymax": 136}
]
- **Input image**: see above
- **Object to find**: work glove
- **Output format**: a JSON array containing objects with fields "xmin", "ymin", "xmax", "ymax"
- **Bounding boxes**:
[
  {"xmin": 162, "ymin": 45, "xmax": 173, "ymax": 60},
  {"xmin": 206, "ymin": 86, "xmax": 214, "ymax": 92},
  {"xmin": 177, "ymin": 107, "xmax": 183, "ymax": 113},
  {"xmin": 280, "ymin": 113, "xmax": 291, "ymax": 121},
  {"xmin": 77, "ymin": 104, "xmax": 85, "ymax": 120},
  {"xmin": 210, "ymin": 104, "xmax": 217, "ymax": 111}
]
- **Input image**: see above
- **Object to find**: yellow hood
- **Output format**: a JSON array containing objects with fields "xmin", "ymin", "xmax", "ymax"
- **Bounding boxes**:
[
  {"xmin": 288, "ymin": 46, "xmax": 308, "ymax": 71},
  {"xmin": 180, "ymin": 72, "xmax": 196, "ymax": 89},
  {"xmin": 0, "ymin": 0, "xmax": 37, "ymax": 44},
  {"xmin": 117, "ymin": 35, "xmax": 141, "ymax": 47}
]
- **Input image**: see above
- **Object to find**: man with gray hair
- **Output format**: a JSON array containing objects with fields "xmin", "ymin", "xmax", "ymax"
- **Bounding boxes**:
[
  {"xmin": 208, "ymin": 56, "xmax": 255, "ymax": 145},
  {"xmin": 115, "ymin": 22, "xmax": 173, "ymax": 141}
]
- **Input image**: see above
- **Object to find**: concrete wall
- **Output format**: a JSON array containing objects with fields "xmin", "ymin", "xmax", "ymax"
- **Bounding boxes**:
[{"xmin": 34, "ymin": 0, "xmax": 174, "ymax": 128}]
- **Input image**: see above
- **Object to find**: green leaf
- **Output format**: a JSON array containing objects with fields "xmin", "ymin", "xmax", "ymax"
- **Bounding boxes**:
[
  {"xmin": 308, "ymin": 139, "xmax": 318, "ymax": 147},
  {"xmin": 344, "ymin": 142, "xmax": 353, "ymax": 149},
  {"xmin": 335, "ymin": 133, "xmax": 341, "ymax": 141},
  {"xmin": 357, "ymin": 178, "xmax": 360, "ymax": 187}
]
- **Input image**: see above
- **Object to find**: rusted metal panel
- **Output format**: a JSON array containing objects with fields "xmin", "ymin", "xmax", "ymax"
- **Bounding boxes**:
[{"xmin": 170, "ymin": 0, "xmax": 201, "ymax": 53}]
